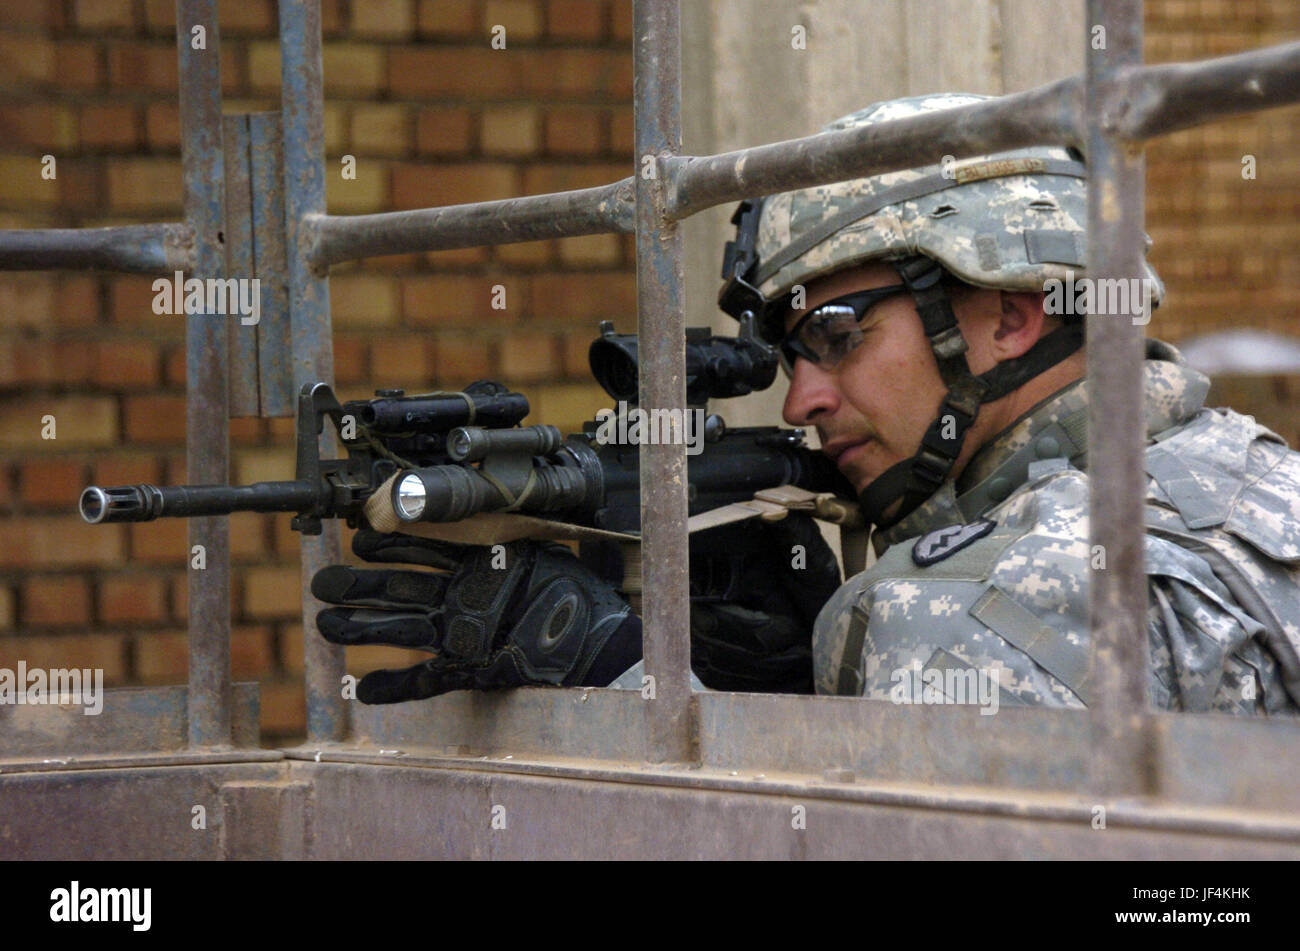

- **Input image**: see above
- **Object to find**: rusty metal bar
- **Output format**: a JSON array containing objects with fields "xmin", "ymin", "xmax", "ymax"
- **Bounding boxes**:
[
  {"xmin": 1114, "ymin": 39, "xmax": 1300, "ymax": 141},
  {"xmin": 664, "ymin": 43, "xmax": 1300, "ymax": 220},
  {"xmin": 176, "ymin": 0, "xmax": 232, "ymax": 749},
  {"xmin": 309, "ymin": 179, "xmax": 637, "ymax": 268},
  {"xmin": 633, "ymin": 0, "xmax": 693, "ymax": 764},
  {"xmin": 295, "ymin": 41, "xmax": 1300, "ymax": 270},
  {"xmin": 666, "ymin": 78, "xmax": 1083, "ymax": 218},
  {"xmin": 1085, "ymin": 0, "xmax": 1155, "ymax": 796},
  {"xmin": 280, "ymin": 0, "xmax": 347, "ymax": 744},
  {"xmin": 0, "ymin": 223, "xmax": 194, "ymax": 273},
  {"xmin": 2, "ymin": 684, "xmax": 263, "ymax": 759}
]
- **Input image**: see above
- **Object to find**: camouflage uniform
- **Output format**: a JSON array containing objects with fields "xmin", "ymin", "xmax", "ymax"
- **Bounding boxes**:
[
  {"xmin": 724, "ymin": 93, "xmax": 1300, "ymax": 713},
  {"xmin": 813, "ymin": 339, "xmax": 1300, "ymax": 713}
]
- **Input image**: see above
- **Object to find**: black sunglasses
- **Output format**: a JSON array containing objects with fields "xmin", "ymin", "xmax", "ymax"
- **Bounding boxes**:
[{"xmin": 777, "ymin": 283, "xmax": 909, "ymax": 375}]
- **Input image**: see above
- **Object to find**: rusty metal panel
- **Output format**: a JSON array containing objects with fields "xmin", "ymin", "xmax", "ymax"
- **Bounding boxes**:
[
  {"xmin": 0, "ymin": 685, "xmax": 262, "ymax": 762},
  {"xmin": 3, "ymin": 754, "xmax": 1295, "ymax": 859},
  {"xmin": 223, "ymin": 113, "xmax": 260, "ymax": 418},
  {"xmin": 249, "ymin": 112, "xmax": 293, "ymax": 417},
  {"xmin": 344, "ymin": 687, "xmax": 1300, "ymax": 813},
  {"xmin": 219, "ymin": 111, "xmax": 293, "ymax": 419},
  {"xmin": 291, "ymin": 760, "xmax": 1300, "ymax": 859},
  {"xmin": 346, "ymin": 686, "xmax": 646, "ymax": 761},
  {"xmin": 0, "ymin": 761, "xmax": 284, "ymax": 860},
  {"xmin": 219, "ymin": 780, "xmax": 312, "ymax": 859}
]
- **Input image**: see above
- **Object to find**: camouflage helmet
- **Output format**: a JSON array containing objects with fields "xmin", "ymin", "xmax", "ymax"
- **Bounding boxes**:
[{"xmin": 720, "ymin": 92, "xmax": 1164, "ymax": 340}]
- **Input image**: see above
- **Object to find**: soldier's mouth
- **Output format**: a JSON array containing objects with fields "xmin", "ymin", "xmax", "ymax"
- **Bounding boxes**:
[{"xmin": 823, "ymin": 438, "xmax": 872, "ymax": 471}]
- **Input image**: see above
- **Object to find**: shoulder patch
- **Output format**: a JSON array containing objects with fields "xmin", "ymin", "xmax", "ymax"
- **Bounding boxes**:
[{"xmin": 912, "ymin": 519, "xmax": 997, "ymax": 566}]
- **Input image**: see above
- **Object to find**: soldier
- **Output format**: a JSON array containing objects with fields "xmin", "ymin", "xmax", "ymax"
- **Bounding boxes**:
[
  {"xmin": 718, "ymin": 93, "xmax": 1300, "ymax": 713},
  {"xmin": 314, "ymin": 93, "xmax": 1300, "ymax": 715}
]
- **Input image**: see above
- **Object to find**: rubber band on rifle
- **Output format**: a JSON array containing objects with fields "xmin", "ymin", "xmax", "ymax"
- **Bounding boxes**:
[
  {"xmin": 477, "ymin": 468, "xmax": 539, "ymax": 513},
  {"xmin": 408, "ymin": 389, "xmax": 477, "ymax": 424},
  {"xmin": 360, "ymin": 430, "xmax": 418, "ymax": 471},
  {"xmin": 351, "ymin": 388, "xmax": 478, "ymax": 472}
]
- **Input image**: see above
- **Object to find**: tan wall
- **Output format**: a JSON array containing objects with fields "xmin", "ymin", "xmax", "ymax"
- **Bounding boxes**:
[
  {"xmin": 0, "ymin": 0, "xmax": 1296, "ymax": 741},
  {"xmin": 682, "ymin": 0, "xmax": 1087, "ymax": 429}
]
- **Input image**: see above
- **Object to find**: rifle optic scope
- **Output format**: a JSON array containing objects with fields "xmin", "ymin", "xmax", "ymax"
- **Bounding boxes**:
[
  {"xmin": 346, "ymin": 380, "xmax": 529, "ymax": 434},
  {"xmin": 589, "ymin": 320, "xmax": 778, "ymax": 406}
]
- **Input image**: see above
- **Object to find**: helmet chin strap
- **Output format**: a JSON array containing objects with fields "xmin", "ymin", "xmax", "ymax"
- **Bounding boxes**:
[{"xmin": 858, "ymin": 256, "xmax": 1085, "ymax": 531}]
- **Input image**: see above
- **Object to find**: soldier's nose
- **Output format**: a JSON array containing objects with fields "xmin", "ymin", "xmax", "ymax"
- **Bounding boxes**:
[{"xmin": 783, "ymin": 358, "xmax": 839, "ymax": 426}]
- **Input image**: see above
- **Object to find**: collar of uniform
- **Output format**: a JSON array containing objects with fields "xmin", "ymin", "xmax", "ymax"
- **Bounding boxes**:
[{"xmin": 870, "ymin": 338, "xmax": 1210, "ymax": 557}]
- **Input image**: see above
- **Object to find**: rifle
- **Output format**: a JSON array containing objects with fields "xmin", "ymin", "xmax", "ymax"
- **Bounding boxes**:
[{"xmin": 80, "ymin": 317, "xmax": 862, "ymax": 602}]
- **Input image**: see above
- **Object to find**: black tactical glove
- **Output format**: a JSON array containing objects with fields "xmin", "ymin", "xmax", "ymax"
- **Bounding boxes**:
[
  {"xmin": 687, "ymin": 514, "xmax": 842, "ymax": 694},
  {"xmin": 312, "ymin": 530, "xmax": 641, "ymax": 703}
]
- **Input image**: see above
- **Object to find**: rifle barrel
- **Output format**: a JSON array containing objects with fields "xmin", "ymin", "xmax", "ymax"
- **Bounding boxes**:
[{"xmin": 80, "ymin": 481, "xmax": 318, "ymax": 523}]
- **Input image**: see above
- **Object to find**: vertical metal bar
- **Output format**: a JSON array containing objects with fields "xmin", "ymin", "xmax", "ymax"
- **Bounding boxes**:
[
  {"xmin": 1085, "ymin": 0, "xmax": 1154, "ymax": 794},
  {"xmin": 176, "ymin": 0, "xmax": 231, "ymax": 748},
  {"xmin": 280, "ymin": 0, "xmax": 347, "ymax": 743},
  {"xmin": 633, "ymin": 0, "xmax": 693, "ymax": 763},
  {"xmin": 224, "ymin": 114, "xmax": 261, "ymax": 418},
  {"xmin": 248, "ymin": 113, "xmax": 294, "ymax": 417}
]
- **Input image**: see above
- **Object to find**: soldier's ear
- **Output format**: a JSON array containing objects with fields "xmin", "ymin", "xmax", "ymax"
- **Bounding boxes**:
[{"xmin": 991, "ymin": 291, "xmax": 1047, "ymax": 360}]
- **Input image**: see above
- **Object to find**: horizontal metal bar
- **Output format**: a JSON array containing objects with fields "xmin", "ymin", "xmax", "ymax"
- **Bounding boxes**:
[
  {"xmin": 1112, "ymin": 39, "xmax": 1300, "ymax": 140},
  {"xmin": 0, "ymin": 223, "xmax": 194, "ymax": 273},
  {"xmin": 8, "ymin": 41, "xmax": 1288, "ymax": 278},
  {"xmin": 667, "ymin": 39, "xmax": 1300, "ymax": 218},
  {"xmin": 309, "ymin": 178, "xmax": 637, "ymax": 268},
  {"xmin": 0, "ymin": 684, "xmax": 262, "ymax": 759},
  {"xmin": 0, "ymin": 44, "xmax": 1292, "ymax": 279},
  {"xmin": 302, "ymin": 40, "xmax": 1299, "ymax": 260},
  {"xmin": 0, "ymin": 749, "xmax": 283, "ymax": 776},
  {"xmin": 665, "ymin": 78, "xmax": 1083, "ymax": 218}
]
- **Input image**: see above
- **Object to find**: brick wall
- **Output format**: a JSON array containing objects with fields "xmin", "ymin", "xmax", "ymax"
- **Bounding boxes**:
[
  {"xmin": 0, "ymin": 1, "xmax": 1297, "ymax": 743},
  {"xmin": 0, "ymin": 0, "xmax": 633, "ymax": 743},
  {"xmin": 1145, "ymin": 0, "xmax": 1300, "ymax": 352},
  {"xmin": 1144, "ymin": 0, "xmax": 1300, "ymax": 446}
]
